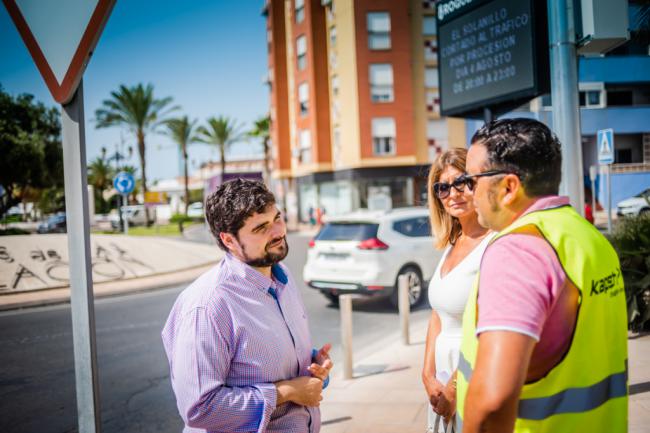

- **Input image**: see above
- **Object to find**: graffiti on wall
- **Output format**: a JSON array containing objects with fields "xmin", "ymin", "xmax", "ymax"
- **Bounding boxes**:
[{"xmin": 0, "ymin": 242, "xmax": 155, "ymax": 292}]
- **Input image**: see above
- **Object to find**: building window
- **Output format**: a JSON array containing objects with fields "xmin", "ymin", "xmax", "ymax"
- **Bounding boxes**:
[
  {"xmin": 296, "ymin": 35, "xmax": 307, "ymax": 70},
  {"xmin": 331, "ymin": 75, "xmax": 339, "ymax": 96},
  {"xmin": 423, "ymin": 16, "xmax": 437, "ymax": 36},
  {"xmin": 267, "ymin": 29, "xmax": 272, "ymax": 52},
  {"xmin": 424, "ymin": 41, "xmax": 437, "ymax": 61},
  {"xmin": 425, "ymin": 67, "xmax": 438, "ymax": 88},
  {"xmin": 579, "ymin": 90, "xmax": 603, "ymax": 108},
  {"xmin": 426, "ymin": 90, "xmax": 440, "ymax": 113},
  {"xmin": 607, "ymin": 90, "xmax": 633, "ymax": 106},
  {"xmin": 295, "ymin": 0, "xmax": 305, "ymax": 23},
  {"xmin": 372, "ymin": 117, "xmax": 396, "ymax": 156},
  {"xmin": 369, "ymin": 64, "xmax": 394, "ymax": 102},
  {"xmin": 367, "ymin": 12, "xmax": 391, "ymax": 50},
  {"xmin": 298, "ymin": 82, "xmax": 309, "ymax": 116},
  {"xmin": 330, "ymin": 26, "xmax": 337, "ymax": 47},
  {"xmin": 329, "ymin": 51, "xmax": 337, "ymax": 68},
  {"xmin": 299, "ymin": 129, "xmax": 312, "ymax": 163}
]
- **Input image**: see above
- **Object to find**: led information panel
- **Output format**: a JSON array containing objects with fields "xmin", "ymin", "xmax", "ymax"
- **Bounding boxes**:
[{"xmin": 437, "ymin": 0, "xmax": 549, "ymax": 117}]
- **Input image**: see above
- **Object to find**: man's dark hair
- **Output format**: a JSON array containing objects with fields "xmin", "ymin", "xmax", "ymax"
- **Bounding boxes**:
[
  {"xmin": 470, "ymin": 118, "xmax": 562, "ymax": 197},
  {"xmin": 205, "ymin": 178, "xmax": 276, "ymax": 251}
]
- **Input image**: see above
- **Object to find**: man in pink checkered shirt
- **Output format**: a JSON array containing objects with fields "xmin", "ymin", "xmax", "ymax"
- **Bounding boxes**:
[{"xmin": 162, "ymin": 179, "xmax": 332, "ymax": 433}]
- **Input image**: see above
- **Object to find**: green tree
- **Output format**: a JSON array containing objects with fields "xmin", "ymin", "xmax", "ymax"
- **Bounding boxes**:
[
  {"xmin": 87, "ymin": 156, "xmax": 114, "ymax": 213},
  {"xmin": 164, "ymin": 116, "xmax": 199, "ymax": 214},
  {"xmin": 196, "ymin": 116, "xmax": 245, "ymax": 181},
  {"xmin": 248, "ymin": 115, "xmax": 271, "ymax": 184},
  {"xmin": 95, "ymin": 83, "xmax": 176, "ymax": 225},
  {"xmin": 0, "ymin": 86, "xmax": 63, "ymax": 219}
]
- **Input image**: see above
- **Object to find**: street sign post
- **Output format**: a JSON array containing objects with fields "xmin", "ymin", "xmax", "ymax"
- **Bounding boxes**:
[
  {"xmin": 4, "ymin": 1, "xmax": 116, "ymax": 431},
  {"xmin": 589, "ymin": 165, "xmax": 598, "ymax": 225},
  {"xmin": 597, "ymin": 128, "xmax": 615, "ymax": 232},
  {"xmin": 113, "ymin": 172, "xmax": 135, "ymax": 235}
]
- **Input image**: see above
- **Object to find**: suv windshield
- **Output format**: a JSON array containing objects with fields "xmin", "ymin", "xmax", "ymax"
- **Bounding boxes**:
[{"xmin": 316, "ymin": 223, "xmax": 379, "ymax": 241}]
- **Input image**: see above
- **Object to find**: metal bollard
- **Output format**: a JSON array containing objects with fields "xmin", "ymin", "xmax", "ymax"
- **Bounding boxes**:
[
  {"xmin": 340, "ymin": 294, "xmax": 354, "ymax": 379},
  {"xmin": 398, "ymin": 275, "xmax": 410, "ymax": 345}
]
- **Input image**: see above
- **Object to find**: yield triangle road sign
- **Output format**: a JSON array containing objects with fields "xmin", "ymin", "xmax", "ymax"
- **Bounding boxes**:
[
  {"xmin": 3, "ymin": 0, "xmax": 116, "ymax": 104},
  {"xmin": 597, "ymin": 128, "xmax": 614, "ymax": 165}
]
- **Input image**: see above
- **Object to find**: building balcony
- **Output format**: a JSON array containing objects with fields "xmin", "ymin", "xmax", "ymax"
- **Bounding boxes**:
[{"xmin": 579, "ymin": 56, "xmax": 650, "ymax": 84}]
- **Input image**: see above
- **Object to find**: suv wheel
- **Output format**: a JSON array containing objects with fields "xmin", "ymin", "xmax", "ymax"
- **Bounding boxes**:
[{"xmin": 390, "ymin": 266, "xmax": 424, "ymax": 308}]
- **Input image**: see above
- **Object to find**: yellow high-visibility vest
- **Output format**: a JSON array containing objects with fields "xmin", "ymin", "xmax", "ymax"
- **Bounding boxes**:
[{"xmin": 456, "ymin": 205, "xmax": 628, "ymax": 433}]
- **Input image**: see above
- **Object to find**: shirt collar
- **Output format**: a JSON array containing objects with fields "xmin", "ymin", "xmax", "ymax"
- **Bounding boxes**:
[
  {"xmin": 522, "ymin": 195, "xmax": 571, "ymax": 216},
  {"xmin": 224, "ymin": 253, "xmax": 288, "ymax": 293}
]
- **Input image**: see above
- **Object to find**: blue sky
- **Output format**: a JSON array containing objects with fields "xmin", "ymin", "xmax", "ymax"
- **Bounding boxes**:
[{"xmin": 0, "ymin": 0, "xmax": 268, "ymax": 182}]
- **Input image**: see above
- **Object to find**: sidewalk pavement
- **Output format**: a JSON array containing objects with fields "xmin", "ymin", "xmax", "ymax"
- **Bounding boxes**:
[{"xmin": 319, "ymin": 319, "xmax": 650, "ymax": 433}]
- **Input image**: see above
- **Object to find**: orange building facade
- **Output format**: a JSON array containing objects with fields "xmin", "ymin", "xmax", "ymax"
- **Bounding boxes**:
[{"xmin": 263, "ymin": 0, "xmax": 467, "ymax": 223}]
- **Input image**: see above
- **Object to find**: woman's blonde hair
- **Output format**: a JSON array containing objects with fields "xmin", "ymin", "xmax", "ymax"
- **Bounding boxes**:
[{"xmin": 427, "ymin": 148, "xmax": 468, "ymax": 249}]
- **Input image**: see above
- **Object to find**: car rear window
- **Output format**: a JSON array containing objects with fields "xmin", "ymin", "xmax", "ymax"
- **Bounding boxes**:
[
  {"xmin": 315, "ymin": 223, "xmax": 379, "ymax": 241},
  {"xmin": 393, "ymin": 217, "xmax": 431, "ymax": 237}
]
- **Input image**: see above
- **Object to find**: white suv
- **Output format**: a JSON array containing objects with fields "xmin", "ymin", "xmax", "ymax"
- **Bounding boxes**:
[
  {"xmin": 616, "ymin": 188, "xmax": 650, "ymax": 217},
  {"xmin": 302, "ymin": 207, "xmax": 441, "ymax": 308}
]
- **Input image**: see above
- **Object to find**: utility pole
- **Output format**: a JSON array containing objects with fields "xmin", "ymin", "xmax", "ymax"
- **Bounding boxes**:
[{"xmin": 547, "ymin": 0, "xmax": 584, "ymax": 215}]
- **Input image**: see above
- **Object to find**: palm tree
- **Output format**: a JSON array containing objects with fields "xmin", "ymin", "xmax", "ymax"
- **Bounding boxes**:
[
  {"xmin": 196, "ymin": 116, "xmax": 245, "ymax": 182},
  {"xmin": 164, "ymin": 116, "xmax": 199, "ymax": 215},
  {"xmin": 248, "ymin": 115, "xmax": 271, "ymax": 184},
  {"xmin": 87, "ymin": 156, "xmax": 114, "ymax": 213},
  {"xmin": 95, "ymin": 83, "xmax": 176, "ymax": 225}
]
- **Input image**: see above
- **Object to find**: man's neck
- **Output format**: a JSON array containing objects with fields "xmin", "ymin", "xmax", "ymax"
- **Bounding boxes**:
[
  {"xmin": 500, "ymin": 196, "xmax": 539, "ymax": 230},
  {"xmin": 254, "ymin": 265, "xmax": 272, "ymax": 279},
  {"xmin": 229, "ymin": 252, "xmax": 273, "ymax": 278}
]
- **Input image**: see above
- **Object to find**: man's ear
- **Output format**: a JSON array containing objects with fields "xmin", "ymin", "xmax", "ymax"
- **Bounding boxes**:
[
  {"xmin": 502, "ymin": 174, "xmax": 522, "ymax": 205},
  {"xmin": 220, "ymin": 232, "xmax": 237, "ymax": 252}
]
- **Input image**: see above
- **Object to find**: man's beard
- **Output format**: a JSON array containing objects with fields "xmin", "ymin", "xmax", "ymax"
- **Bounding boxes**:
[{"xmin": 242, "ymin": 236, "xmax": 289, "ymax": 268}]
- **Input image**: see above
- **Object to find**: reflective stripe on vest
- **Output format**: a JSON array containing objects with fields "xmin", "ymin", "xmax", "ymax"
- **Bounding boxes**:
[
  {"xmin": 459, "ymin": 353, "xmax": 626, "ymax": 420},
  {"xmin": 458, "ymin": 351, "xmax": 473, "ymax": 382},
  {"xmin": 518, "ymin": 366, "xmax": 628, "ymax": 420}
]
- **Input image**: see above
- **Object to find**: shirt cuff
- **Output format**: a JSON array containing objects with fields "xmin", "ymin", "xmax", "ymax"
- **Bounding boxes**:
[
  {"xmin": 475, "ymin": 325, "xmax": 541, "ymax": 342},
  {"xmin": 312, "ymin": 348, "xmax": 330, "ymax": 389},
  {"xmin": 253, "ymin": 383, "xmax": 277, "ymax": 433}
]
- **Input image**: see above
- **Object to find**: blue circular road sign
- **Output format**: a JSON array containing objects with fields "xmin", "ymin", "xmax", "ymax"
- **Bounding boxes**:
[{"xmin": 113, "ymin": 171, "xmax": 135, "ymax": 195}]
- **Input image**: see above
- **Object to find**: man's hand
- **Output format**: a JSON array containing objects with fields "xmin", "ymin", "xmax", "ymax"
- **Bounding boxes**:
[
  {"xmin": 275, "ymin": 376, "xmax": 323, "ymax": 407},
  {"xmin": 308, "ymin": 343, "xmax": 333, "ymax": 381}
]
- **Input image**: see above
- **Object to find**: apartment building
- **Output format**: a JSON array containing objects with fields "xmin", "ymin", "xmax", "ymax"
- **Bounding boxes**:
[{"xmin": 263, "ymin": 0, "xmax": 467, "ymax": 223}]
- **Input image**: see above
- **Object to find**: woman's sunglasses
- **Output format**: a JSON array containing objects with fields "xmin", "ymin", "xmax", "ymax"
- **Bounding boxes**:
[{"xmin": 432, "ymin": 176, "xmax": 473, "ymax": 200}]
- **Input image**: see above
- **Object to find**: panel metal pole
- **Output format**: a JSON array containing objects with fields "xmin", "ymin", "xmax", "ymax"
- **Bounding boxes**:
[
  {"xmin": 61, "ymin": 80, "xmax": 101, "ymax": 433},
  {"xmin": 483, "ymin": 107, "xmax": 493, "ymax": 124},
  {"xmin": 607, "ymin": 164, "xmax": 613, "ymax": 233},
  {"xmin": 122, "ymin": 194, "xmax": 129, "ymax": 235},
  {"xmin": 398, "ymin": 275, "xmax": 410, "ymax": 345},
  {"xmin": 339, "ymin": 294, "xmax": 354, "ymax": 380},
  {"xmin": 548, "ymin": 0, "xmax": 585, "ymax": 215}
]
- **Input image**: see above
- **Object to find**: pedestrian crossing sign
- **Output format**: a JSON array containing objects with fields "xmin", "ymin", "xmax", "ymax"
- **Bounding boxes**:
[{"xmin": 597, "ymin": 128, "xmax": 614, "ymax": 165}]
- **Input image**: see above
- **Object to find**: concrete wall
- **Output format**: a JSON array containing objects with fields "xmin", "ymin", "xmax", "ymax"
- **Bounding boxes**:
[{"xmin": 596, "ymin": 171, "xmax": 650, "ymax": 209}]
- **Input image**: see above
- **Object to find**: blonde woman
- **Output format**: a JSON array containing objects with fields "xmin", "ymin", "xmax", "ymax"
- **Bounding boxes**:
[{"xmin": 422, "ymin": 148, "xmax": 493, "ymax": 432}]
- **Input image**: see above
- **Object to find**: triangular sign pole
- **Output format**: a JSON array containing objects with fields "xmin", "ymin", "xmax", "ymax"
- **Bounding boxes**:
[{"xmin": 4, "ymin": 2, "xmax": 116, "ymax": 432}]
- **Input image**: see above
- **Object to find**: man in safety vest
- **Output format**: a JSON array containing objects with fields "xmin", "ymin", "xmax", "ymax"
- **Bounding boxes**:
[{"xmin": 457, "ymin": 118, "xmax": 627, "ymax": 433}]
